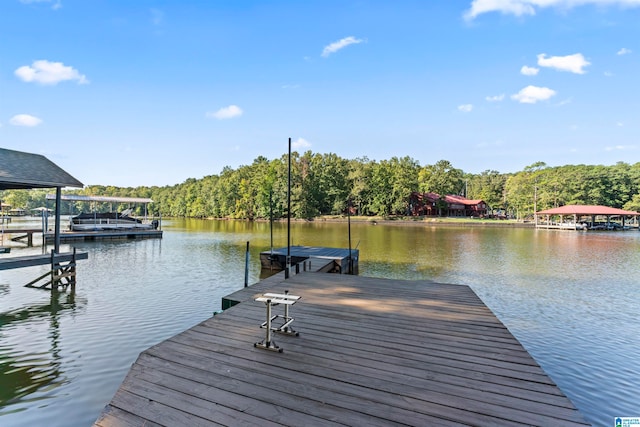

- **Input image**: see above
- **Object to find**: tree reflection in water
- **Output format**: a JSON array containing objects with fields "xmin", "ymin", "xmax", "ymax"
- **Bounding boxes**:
[{"xmin": 0, "ymin": 290, "xmax": 84, "ymax": 409}]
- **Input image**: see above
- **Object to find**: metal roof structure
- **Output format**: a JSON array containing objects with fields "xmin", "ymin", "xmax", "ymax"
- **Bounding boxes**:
[
  {"xmin": 443, "ymin": 194, "xmax": 485, "ymax": 206},
  {"xmin": 0, "ymin": 147, "xmax": 83, "ymax": 190},
  {"xmin": 45, "ymin": 194, "xmax": 153, "ymax": 204},
  {"xmin": 536, "ymin": 205, "xmax": 638, "ymax": 216}
]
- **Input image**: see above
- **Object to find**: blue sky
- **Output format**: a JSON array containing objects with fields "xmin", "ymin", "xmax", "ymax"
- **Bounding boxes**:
[{"xmin": 1, "ymin": 0, "xmax": 639, "ymax": 187}]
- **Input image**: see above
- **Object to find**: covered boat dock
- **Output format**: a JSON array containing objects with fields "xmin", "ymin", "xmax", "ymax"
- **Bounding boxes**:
[
  {"xmin": 0, "ymin": 147, "xmax": 88, "ymax": 290},
  {"xmin": 535, "ymin": 205, "xmax": 640, "ymax": 230},
  {"xmin": 44, "ymin": 194, "xmax": 162, "ymax": 241}
]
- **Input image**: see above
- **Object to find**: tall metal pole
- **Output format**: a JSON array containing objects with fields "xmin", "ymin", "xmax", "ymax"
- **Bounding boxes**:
[
  {"xmin": 286, "ymin": 137, "xmax": 291, "ymax": 279},
  {"xmin": 269, "ymin": 190, "xmax": 273, "ymax": 257},
  {"xmin": 347, "ymin": 198, "xmax": 352, "ymax": 274},
  {"xmin": 244, "ymin": 241, "xmax": 250, "ymax": 287}
]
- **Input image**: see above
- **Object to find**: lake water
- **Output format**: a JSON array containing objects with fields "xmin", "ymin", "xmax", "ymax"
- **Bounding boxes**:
[{"xmin": 1, "ymin": 218, "xmax": 639, "ymax": 426}]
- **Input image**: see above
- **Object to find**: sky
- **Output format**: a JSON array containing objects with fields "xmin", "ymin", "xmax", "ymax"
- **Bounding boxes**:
[{"xmin": 1, "ymin": 0, "xmax": 639, "ymax": 188}]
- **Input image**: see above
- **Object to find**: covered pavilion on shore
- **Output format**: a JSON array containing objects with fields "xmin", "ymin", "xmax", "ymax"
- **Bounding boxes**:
[{"xmin": 534, "ymin": 205, "xmax": 640, "ymax": 230}]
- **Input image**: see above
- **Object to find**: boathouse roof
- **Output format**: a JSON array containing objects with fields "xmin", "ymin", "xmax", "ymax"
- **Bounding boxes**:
[
  {"xmin": 0, "ymin": 147, "xmax": 83, "ymax": 190},
  {"xmin": 443, "ymin": 194, "xmax": 485, "ymax": 206},
  {"xmin": 536, "ymin": 205, "xmax": 638, "ymax": 216}
]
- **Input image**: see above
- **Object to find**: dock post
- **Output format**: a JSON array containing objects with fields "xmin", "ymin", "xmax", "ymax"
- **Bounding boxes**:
[
  {"xmin": 285, "ymin": 136, "xmax": 291, "ymax": 279},
  {"xmin": 70, "ymin": 247, "xmax": 77, "ymax": 292},
  {"xmin": 244, "ymin": 241, "xmax": 249, "ymax": 288},
  {"xmin": 50, "ymin": 250, "xmax": 58, "ymax": 294}
]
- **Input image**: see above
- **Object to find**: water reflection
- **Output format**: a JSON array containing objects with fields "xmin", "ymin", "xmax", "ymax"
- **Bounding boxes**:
[
  {"xmin": 0, "ymin": 290, "xmax": 84, "ymax": 410},
  {"xmin": 0, "ymin": 220, "xmax": 638, "ymax": 427}
]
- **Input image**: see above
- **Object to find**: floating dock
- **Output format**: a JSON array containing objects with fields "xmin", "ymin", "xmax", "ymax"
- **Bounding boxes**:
[
  {"xmin": 260, "ymin": 245, "xmax": 358, "ymax": 274},
  {"xmin": 95, "ymin": 272, "xmax": 588, "ymax": 426},
  {"xmin": 44, "ymin": 229, "xmax": 162, "ymax": 242}
]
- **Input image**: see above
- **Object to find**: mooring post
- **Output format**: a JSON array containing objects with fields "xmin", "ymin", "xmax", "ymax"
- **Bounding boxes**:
[
  {"xmin": 244, "ymin": 241, "xmax": 250, "ymax": 288},
  {"xmin": 71, "ymin": 247, "xmax": 77, "ymax": 292},
  {"xmin": 50, "ymin": 249, "xmax": 57, "ymax": 294}
]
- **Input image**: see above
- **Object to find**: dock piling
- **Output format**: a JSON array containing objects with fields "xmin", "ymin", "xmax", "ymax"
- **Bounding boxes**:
[{"xmin": 244, "ymin": 241, "xmax": 249, "ymax": 287}]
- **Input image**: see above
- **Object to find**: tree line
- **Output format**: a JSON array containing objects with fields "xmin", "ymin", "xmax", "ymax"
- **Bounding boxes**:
[{"xmin": 3, "ymin": 153, "xmax": 640, "ymax": 220}]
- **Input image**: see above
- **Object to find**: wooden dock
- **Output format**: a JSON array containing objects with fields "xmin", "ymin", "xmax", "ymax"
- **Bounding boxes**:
[
  {"xmin": 0, "ymin": 228, "xmax": 43, "ymax": 246},
  {"xmin": 95, "ymin": 273, "xmax": 588, "ymax": 426},
  {"xmin": 0, "ymin": 251, "xmax": 88, "ymax": 271},
  {"xmin": 44, "ymin": 229, "xmax": 163, "ymax": 242}
]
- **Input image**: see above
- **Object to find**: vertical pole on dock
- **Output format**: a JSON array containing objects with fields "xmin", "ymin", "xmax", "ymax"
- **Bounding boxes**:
[
  {"xmin": 50, "ymin": 249, "xmax": 57, "ymax": 294},
  {"xmin": 41, "ymin": 208, "xmax": 46, "ymax": 246},
  {"xmin": 286, "ymin": 137, "xmax": 291, "ymax": 279},
  {"xmin": 1, "ymin": 200, "xmax": 4, "ymax": 247},
  {"xmin": 54, "ymin": 187, "xmax": 62, "ymax": 254},
  {"xmin": 244, "ymin": 241, "xmax": 250, "ymax": 287},
  {"xmin": 347, "ymin": 198, "xmax": 353, "ymax": 275},
  {"xmin": 71, "ymin": 247, "xmax": 77, "ymax": 292},
  {"xmin": 269, "ymin": 190, "xmax": 274, "ymax": 271}
]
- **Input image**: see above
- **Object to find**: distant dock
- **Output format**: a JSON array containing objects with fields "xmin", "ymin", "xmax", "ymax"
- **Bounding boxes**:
[
  {"xmin": 95, "ymin": 272, "xmax": 588, "ymax": 426},
  {"xmin": 44, "ymin": 229, "xmax": 162, "ymax": 242},
  {"xmin": 0, "ymin": 227, "xmax": 162, "ymax": 247},
  {"xmin": 260, "ymin": 245, "xmax": 358, "ymax": 275}
]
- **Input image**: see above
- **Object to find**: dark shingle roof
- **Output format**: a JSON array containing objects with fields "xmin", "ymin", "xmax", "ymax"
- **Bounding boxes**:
[{"xmin": 0, "ymin": 147, "xmax": 83, "ymax": 190}]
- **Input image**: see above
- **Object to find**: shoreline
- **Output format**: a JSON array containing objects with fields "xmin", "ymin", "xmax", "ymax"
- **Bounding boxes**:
[
  {"xmin": 205, "ymin": 215, "xmax": 536, "ymax": 228},
  {"xmin": 312, "ymin": 216, "xmax": 535, "ymax": 228}
]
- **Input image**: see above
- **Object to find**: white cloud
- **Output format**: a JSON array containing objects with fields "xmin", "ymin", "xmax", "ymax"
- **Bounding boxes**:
[
  {"xmin": 465, "ymin": 0, "xmax": 535, "ymax": 19},
  {"xmin": 20, "ymin": 0, "xmax": 61, "ymax": 9},
  {"xmin": 486, "ymin": 94, "xmax": 505, "ymax": 102},
  {"xmin": 616, "ymin": 121, "xmax": 624, "ymax": 127},
  {"xmin": 457, "ymin": 104, "xmax": 474, "ymax": 112},
  {"xmin": 617, "ymin": 47, "xmax": 632, "ymax": 55},
  {"xmin": 206, "ymin": 105, "xmax": 243, "ymax": 120},
  {"xmin": 520, "ymin": 65, "xmax": 539, "ymax": 76},
  {"xmin": 537, "ymin": 53, "xmax": 590, "ymax": 74},
  {"xmin": 15, "ymin": 60, "xmax": 88, "ymax": 85},
  {"xmin": 321, "ymin": 36, "xmax": 364, "ymax": 58},
  {"xmin": 511, "ymin": 85, "xmax": 556, "ymax": 104},
  {"xmin": 464, "ymin": 0, "xmax": 640, "ymax": 20},
  {"xmin": 605, "ymin": 144, "xmax": 636, "ymax": 151},
  {"xmin": 9, "ymin": 114, "xmax": 43, "ymax": 127},
  {"xmin": 281, "ymin": 84, "xmax": 301, "ymax": 89},
  {"xmin": 604, "ymin": 71, "xmax": 614, "ymax": 77},
  {"xmin": 292, "ymin": 138, "xmax": 312, "ymax": 149}
]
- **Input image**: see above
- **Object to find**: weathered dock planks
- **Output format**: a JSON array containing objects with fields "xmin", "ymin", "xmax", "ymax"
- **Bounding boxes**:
[
  {"xmin": 95, "ymin": 273, "xmax": 589, "ymax": 426},
  {"xmin": 0, "ymin": 251, "xmax": 88, "ymax": 271}
]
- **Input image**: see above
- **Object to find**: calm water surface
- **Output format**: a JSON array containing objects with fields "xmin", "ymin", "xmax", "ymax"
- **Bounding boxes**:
[{"xmin": 1, "ymin": 218, "xmax": 639, "ymax": 426}]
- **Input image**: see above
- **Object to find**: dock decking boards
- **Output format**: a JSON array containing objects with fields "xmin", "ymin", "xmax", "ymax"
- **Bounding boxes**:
[
  {"xmin": 95, "ymin": 273, "xmax": 589, "ymax": 426},
  {"xmin": 0, "ymin": 251, "xmax": 88, "ymax": 271}
]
